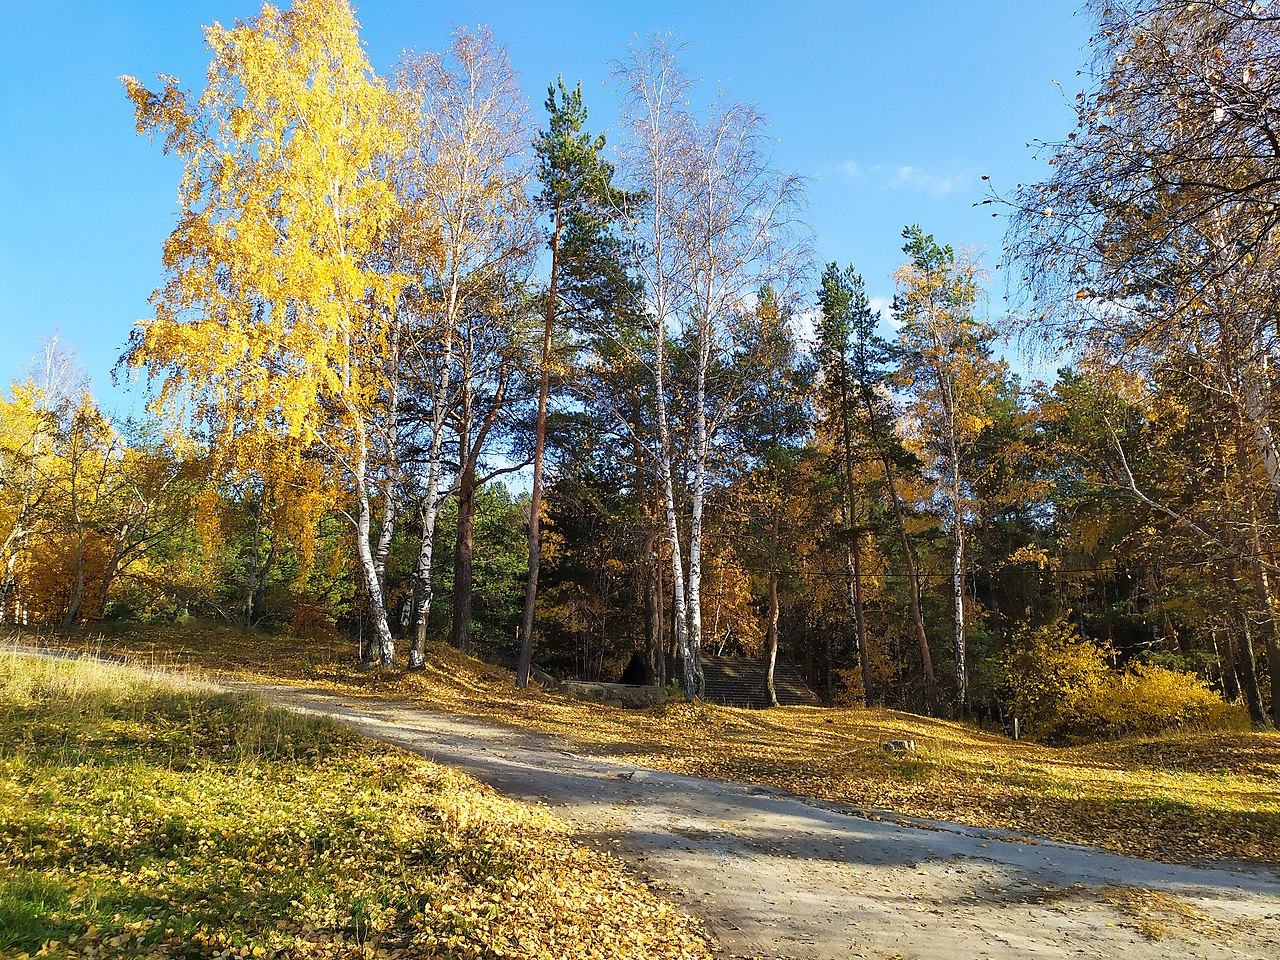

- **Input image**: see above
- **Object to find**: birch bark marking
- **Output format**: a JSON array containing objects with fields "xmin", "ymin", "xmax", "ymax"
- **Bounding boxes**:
[{"xmin": 395, "ymin": 32, "xmax": 532, "ymax": 667}]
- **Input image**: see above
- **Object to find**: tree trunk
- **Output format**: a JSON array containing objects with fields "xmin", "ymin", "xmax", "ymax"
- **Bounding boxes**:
[
  {"xmin": 449, "ymin": 460, "xmax": 477, "ymax": 653},
  {"xmin": 1217, "ymin": 444, "xmax": 1267, "ymax": 724},
  {"xmin": 765, "ymin": 564, "xmax": 779, "ymax": 707},
  {"xmin": 518, "ymin": 208, "xmax": 562, "ymax": 688},
  {"xmin": 653, "ymin": 296, "xmax": 693, "ymax": 697},
  {"xmin": 0, "ymin": 551, "xmax": 17, "ymax": 624},
  {"xmin": 879, "ymin": 451, "xmax": 937, "ymax": 713},
  {"xmin": 408, "ymin": 499, "xmax": 441, "ymax": 669},
  {"xmin": 251, "ymin": 540, "xmax": 276, "ymax": 630},
  {"xmin": 373, "ymin": 490, "xmax": 396, "ymax": 595},
  {"xmin": 687, "ymin": 337, "xmax": 709, "ymax": 699},
  {"xmin": 952, "ymin": 520, "xmax": 967, "ymax": 715},
  {"xmin": 96, "ymin": 537, "xmax": 129, "ymax": 621},
  {"xmin": 837, "ymin": 374, "xmax": 871, "ymax": 706},
  {"xmin": 1245, "ymin": 544, "xmax": 1280, "ymax": 729},
  {"xmin": 943, "ymin": 402, "xmax": 968, "ymax": 716},
  {"xmin": 661, "ymin": 463, "xmax": 694, "ymax": 699},
  {"xmin": 354, "ymin": 471, "xmax": 396, "ymax": 667},
  {"xmin": 373, "ymin": 323, "xmax": 401, "ymax": 597},
  {"xmin": 1235, "ymin": 416, "xmax": 1280, "ymax": 727},
  {"xmin": 847, "ymin": 526, "xmax": 872, "ymax": 706},
  {"xmin": 1232, "ymin": 592, "xmax": 1268, "ymax": 726},
  {"xmin": 660, "ymin": 534, "xmax": 675, "ymax": 683},
  {"xmin": 62, "ymin": 537, "xmax": 86, "ymax": 629},
  {"xmin": 244, "ymin": 500, "xmax": 263, "ymax": 633},
  {"xmin": 643, "ymin": 535, "xmax": 665, "ymax": 686},
  {"xmin": 838, "ymin": 498, "xmax": 867, "ymax": 705},
  {"xmin": 1216, "ymin": 627, "xmax": 1241, "ymax": 702}
]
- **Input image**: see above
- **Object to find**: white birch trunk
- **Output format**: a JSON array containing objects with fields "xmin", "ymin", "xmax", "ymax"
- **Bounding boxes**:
[
  {"xmin": 355, "ymin": 469, "xmax": 396, "ymax": 666},
  {"xmin": 653, "ymin": 307, "xmax": 693, "ymax": 696},
  {"xmin": 952, "ymin": 520, "xmax": 967, "ymax": 711},
  {"xmin": 373, "ymin": 323, "xmax": 401, "ymax": 591},
  {"xmin": 686, "ymin": 333, "xmax": 710, "ymax": 699},
  {"xmin": 407, "ymin": 235, "xmax": 462, "ymax": 669},
  {"xmin": 661, "ymin": 457, "xmax": 693, "ymax": 697},
  {"xmin": 0, "ymin": 535, "xmax": 22, "ymax": 624},
  {"xmin": 348, "ymin": 397, "xmax": 395, "ymax": 666}
]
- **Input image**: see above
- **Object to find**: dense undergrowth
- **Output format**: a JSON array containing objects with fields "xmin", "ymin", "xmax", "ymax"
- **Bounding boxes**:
[
  {"xmin": 14, "ymin": 624, "xmax": 1280, "ymax": 868},
  {"xmin": 0, "ymin": 649, "xmax": 711, "ymax": 960},
  {"xmin": 996, "ymin": 620, "xmax": 1251, "ymax": 743}
]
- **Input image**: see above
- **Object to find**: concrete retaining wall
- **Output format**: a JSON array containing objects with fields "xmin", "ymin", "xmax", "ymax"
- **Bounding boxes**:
[{"xmin": 560, "ymin": 680, "xmax": 667, "ymax": 709}]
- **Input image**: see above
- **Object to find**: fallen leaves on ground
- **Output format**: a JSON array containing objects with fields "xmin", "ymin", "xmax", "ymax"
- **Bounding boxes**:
[
  {"xmin": 17, "ymin": 624, "xmax": 1280, "ymax": 869},
  {"xmin": 0, "ymin": 650, "xmax": 713, "ymax": 960},
  {"xmin": 1099, "ymin": 885, "xmax": 1250, "ymax": 942}
]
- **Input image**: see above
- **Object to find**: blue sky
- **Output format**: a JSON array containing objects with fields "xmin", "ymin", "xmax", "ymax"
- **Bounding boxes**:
[{"xmin": 0, "ymin": 1, "xmax": 1091, "ymax": 413}]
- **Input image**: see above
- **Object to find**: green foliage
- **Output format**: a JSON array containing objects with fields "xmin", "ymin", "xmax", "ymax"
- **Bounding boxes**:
[
  {"xmin": 997, "ymin": 620, "xmax": 1249, "ymax": 744},
  {"xmin": 815, "ymin": 262, "xmax": 897, "ymax": 450},
  {"xmin": 430, "ymin": 483, "xmax": 529, "ymax": 650},
  {"xmin": 0, "ymin": 873, "xmax": 70, "ymax": 953}
]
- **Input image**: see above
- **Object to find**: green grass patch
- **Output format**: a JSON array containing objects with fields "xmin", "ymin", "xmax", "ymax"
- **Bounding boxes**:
[{"xmin": 0, "ymin": 651, "xmax": 710, "ymax": 959}]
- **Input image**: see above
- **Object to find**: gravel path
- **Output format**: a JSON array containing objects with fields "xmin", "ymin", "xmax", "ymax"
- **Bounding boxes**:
[{"xmin": 245, "ymin": 682, "xmax": 1280, "ymax": 960}]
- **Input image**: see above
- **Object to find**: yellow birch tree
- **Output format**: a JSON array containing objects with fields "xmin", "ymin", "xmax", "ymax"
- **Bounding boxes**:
[
  {"xmin": 895, "ymin": 226, "xmax": 1002, "ymax": 713},
  {"xmin": 122, "ymin": 0, "xmax": 407, "ymax": 664}
]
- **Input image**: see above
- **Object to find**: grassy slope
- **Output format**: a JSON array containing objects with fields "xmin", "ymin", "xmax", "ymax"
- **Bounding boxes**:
[
  {"xmin": 17, "ymin": 623, "xmax": 1280, "ymax": 869},
  {"xmin": 0, "ymin": 650, "xmax": 711, "ymax": 960}
]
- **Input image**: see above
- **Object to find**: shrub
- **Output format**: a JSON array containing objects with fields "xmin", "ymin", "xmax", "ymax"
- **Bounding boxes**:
[
  {"xmin": 1075, "ymin": 663, "xmax": 1250, "ymax": 742},
  {"xmin": 996, "ymin": 620, "xmax": 1249, "ymax": 744},
  {"xmin": 996, "ymin": 620, "xmax": 1113, "ymax": 741}
]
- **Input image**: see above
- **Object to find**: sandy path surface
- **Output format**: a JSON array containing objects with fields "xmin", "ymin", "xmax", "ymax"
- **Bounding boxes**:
[{"xmin": 240, "ymin": 682, "xmax": 1280, "ymax": 960}]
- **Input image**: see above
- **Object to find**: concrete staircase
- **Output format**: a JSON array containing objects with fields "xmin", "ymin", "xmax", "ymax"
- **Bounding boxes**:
[{"xmin": 698, "ymin": 655, "xmax": 821, "ymax": 709}]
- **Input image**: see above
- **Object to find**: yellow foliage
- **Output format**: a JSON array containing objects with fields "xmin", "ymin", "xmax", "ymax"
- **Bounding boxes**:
[
  {"xmin": 16, "ymin": 534, "xmax": 111, "ymax": 624},
  {"xmin": 122, "ymin": 0, "xmax": 404, "ymax": 486},
  {"xmin": 1076, "ymin": 663, "xmax": 1251, "ymax": 743},
  {"xmin": 700, "ymin": 546, "xmax": 762, "ymax": 656},
  {"xmin": 997, "ymin": 620, "xmax": 1249, "ymax": 744}
]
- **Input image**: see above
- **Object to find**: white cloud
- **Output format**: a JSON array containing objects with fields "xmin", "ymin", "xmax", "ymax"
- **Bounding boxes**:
[
  {"xmin": 888, "ymin": 165, "xmax": 972, "ymax": 197},
  {"xmin": 825, "ymin": 160, "xmax": 975, "ymax": 197},
  {"xmin": 869, "ymin": 296, "xmax": 900, "ymax": 330},
  {"xmin": 792, "ymin": 306, "xmax": 820, "ymax": 345}
]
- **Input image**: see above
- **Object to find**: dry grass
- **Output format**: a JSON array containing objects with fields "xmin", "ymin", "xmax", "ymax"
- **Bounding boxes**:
[{"xmin": 16, "ymin": 623, "xmax": 1280, "ymax": 868}]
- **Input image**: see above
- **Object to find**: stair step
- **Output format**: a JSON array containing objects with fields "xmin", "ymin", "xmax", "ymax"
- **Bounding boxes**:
[{"xmin": 694, "ymin": 656, "xmax": 821, "ymax": 709}]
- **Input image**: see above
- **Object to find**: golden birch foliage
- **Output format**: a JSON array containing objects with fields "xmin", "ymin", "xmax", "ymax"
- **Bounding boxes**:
[
  {"xmin": 16, "ymin": 394, "xmax": 122, "ymax": 622},
  {"xmin": 19, "ymin": 536, "xmax": 111, "ymax": 623},
  {"xmin": 895, "ymin": 245, "xmax": 1000, "ymax": 449},
  {"xmin": 122, "ymin": 0, "xmax": 405, "ymax": 465},
  {"xmin": 700, "ymin": 546, "xmax": 763, "ymax": 656},
  {"xmin": 0, "ymin": 386, "xmax": 51, "ymax": 549}
]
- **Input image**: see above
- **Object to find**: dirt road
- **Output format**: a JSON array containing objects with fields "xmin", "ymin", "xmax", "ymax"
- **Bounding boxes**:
[{"xmin": 247, "ymin": 682, "xmax": 1280, "ymax": 960}]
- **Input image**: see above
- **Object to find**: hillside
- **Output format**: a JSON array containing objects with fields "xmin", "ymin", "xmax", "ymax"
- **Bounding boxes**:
[
  {"xmin": 0, "ymin": 648, "xmax": 712, "ymax": 959},
  {"xmin": 15, "ymin": 623, "xmax": 1280, "ymax": 868}
]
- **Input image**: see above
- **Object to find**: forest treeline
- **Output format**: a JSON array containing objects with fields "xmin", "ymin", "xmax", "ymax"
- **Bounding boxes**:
[{"xmin": 2, "ymin": 0, "xmax": 1279, "ymax": 735}]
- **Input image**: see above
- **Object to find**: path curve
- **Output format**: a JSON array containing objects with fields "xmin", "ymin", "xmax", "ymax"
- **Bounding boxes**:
[{"xmin": 243, "ymin": 681, "xmax": 1279, "ymax": 960}]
